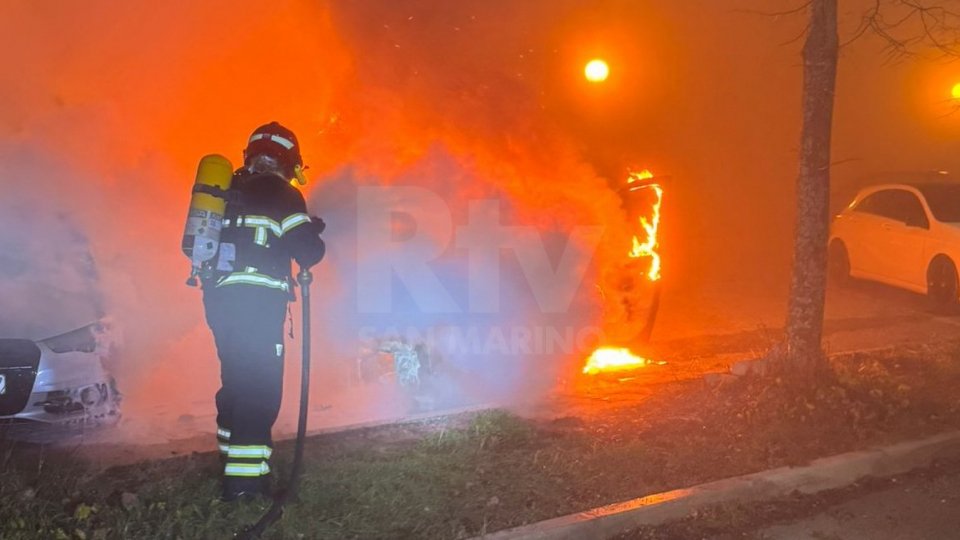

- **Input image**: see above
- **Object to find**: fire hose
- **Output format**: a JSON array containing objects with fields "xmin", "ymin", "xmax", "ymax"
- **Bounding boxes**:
[{"xmin": 236, "ymin": 266, "xmax": 313, "ymax": 539}]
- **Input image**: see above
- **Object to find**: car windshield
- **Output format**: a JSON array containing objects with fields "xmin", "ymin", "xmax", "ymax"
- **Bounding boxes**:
[{"xmin": 915, "ymin": 184, "xmax": 960, "ymax": 223}]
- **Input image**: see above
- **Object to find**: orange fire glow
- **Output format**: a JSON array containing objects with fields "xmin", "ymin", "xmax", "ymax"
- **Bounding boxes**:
[
  {"xmin": 582, "ymin": 347, "xmax": 655, "ymax": 375},
  {"xmin": 627, "ymin": 169, "xmax": 663, "ymax": 281}
]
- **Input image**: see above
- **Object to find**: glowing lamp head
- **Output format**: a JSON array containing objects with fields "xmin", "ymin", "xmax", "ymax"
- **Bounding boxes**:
[
  {"xmin": 584, "ymin": 59, "xmax": 609, "ymax": 83},
  {"xmin": 952, "ymin": 83, "xmax": 960, "ymax": 100}
]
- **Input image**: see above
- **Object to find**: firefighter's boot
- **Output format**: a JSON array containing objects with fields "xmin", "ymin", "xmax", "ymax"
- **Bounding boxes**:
[{"xmin": 222, "ymin": 474, "xmax": 272, "ymax": 503}]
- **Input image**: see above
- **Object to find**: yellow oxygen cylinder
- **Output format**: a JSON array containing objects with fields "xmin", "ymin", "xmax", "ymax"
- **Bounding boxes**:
[{"xmin": 182, "ymin": 154, "xmax": 234, "ymax": 284}]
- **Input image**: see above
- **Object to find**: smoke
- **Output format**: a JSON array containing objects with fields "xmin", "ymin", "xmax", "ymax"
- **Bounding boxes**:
[
  {"xmin": 5, "ymin": 0, "xmax": 958, "ymax": 451},
  {"xmin": 0, "ymin": 144, "xmax": 103, "ymax": 339},
  {"xmin": 306, "ymin": 147, "xmax": 606, "ymax": 407},
  {"xmin": 0, "ymin": 0, "xmax": 355, "ymax": 443},
  {"xmin": 0, "ymin": 0, "xmax": 632, "ymax": 449}
]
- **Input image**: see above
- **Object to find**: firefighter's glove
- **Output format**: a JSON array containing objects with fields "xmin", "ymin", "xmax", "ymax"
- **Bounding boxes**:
[{"xmin": 309, "ymin": 215, "xmax": 326, "ymax": 236}]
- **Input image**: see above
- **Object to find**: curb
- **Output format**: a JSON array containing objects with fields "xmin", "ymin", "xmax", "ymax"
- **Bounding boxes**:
[{"xmin": 477, "ymin": 430, "xmax": 960, "ymax": 540}]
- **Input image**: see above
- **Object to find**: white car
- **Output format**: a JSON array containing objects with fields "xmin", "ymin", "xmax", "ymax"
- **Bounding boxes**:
[{"xmin": 829, "ymin": 181, "xmax": 960, "ymax": 311}]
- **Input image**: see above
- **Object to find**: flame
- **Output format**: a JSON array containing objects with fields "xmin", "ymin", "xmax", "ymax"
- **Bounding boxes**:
[
  {"xmin": 628, "ymin": 169, "xmax": 655, "ymax": 182},
  {"xmin": 626, "ymin": 170, "xmax": 663, "ymax": 281},
  {"xmin": 582, "ymin": 347, "xmax": 654, "ymax": 375},
  {"xmin": 580, "ymin": 170, "xmax": 667, "ymax": 376}
]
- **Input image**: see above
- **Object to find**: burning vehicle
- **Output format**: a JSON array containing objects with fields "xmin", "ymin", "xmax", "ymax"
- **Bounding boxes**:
[
  {"xmin": 584, "ymin": 169, "xmax": 667, "ymax": 376},
  {"xmin": 0, "ymin": 210, "xmax": 121, "ymax": 435}
]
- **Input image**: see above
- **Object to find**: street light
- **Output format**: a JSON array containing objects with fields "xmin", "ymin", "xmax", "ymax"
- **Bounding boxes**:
[
  {"xmin": 952, "ymin": 82, "xmax": 960, "ymax": 100},
  {"xmin": 584, "ymin": 59, "xmax": 609, "ymax": 83}
]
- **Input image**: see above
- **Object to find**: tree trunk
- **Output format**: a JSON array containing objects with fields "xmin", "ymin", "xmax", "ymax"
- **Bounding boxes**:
[{"xmin": 784, "ymin": 0, "xmax": 838, "ymax": 374}]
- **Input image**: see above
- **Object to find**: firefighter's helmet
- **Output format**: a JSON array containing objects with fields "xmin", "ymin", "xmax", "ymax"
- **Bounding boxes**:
[{"xmin": 244, "ymin": 121, "xmax": 303, "ymax": 179}]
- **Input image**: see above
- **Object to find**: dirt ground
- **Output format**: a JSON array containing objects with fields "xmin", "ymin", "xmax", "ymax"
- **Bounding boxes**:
[
  {"xmin": 518, "ymin": 274, "xmax": 960, "ymax": 434},
  {"xmin": 5, "ymin": 335, "xmax": 960, "ymax": 539}
]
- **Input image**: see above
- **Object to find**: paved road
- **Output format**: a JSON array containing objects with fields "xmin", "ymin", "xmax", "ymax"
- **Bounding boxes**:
[
  {"xmin": 741, "ymin": 465, "xmax": 960, "ymax": 540},
  {"xmin": 654, "ymin": 272, "xmax": 960, "ymax": 353}
]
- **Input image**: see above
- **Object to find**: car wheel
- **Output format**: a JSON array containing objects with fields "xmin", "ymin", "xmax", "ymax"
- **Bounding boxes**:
[
  {"xmin": 828, "ymin": 241, "xmax": 851, "ymax": 287},
  {"xmin": 927, "ymin": 257, "xmax": 959, "ymax": 314}
]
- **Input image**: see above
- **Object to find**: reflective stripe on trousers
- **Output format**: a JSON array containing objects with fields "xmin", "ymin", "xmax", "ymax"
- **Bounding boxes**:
[
  {"xmin": 217, "ymin": 426, "xmax": 231, "ymax": 455},
  {"xmin": 224, "ymin": 444, "xmax": 273, "ymax": 478},
  {"xmin": 224, "ymin": 461, "xmax": 271, "ymax": 477}
]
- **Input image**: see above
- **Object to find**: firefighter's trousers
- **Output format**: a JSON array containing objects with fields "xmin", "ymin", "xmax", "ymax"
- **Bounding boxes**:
[{"xmin": 203, "ymin": 284, "xmax": 287, "ymax": 482}]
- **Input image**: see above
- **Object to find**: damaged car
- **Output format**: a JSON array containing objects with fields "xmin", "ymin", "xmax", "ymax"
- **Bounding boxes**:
[
  {"xmin": 1, "ymin": 321, "xmax": 121, "ymax": 429},
  {"xmin": 0, "ymin": 209, "xmax": 121, "ymax": 436}
]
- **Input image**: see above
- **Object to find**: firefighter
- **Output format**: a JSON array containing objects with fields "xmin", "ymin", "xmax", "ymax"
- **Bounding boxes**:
[{"xmin": 201, "ymin": 121, "xmax": 325, "ymax": 501}]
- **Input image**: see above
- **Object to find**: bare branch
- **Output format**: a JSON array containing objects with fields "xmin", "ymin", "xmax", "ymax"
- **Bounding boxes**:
[
  {"xmin": 728, "ymin": 1, "xmax": 813, "ymax": 47},
  {"xmin": 780, "ymin": 19, "xmax": 814, "ymax": 46},
  {"xmin": 842, "ymin": 0, "xmax": 960, "ymax": 58},
  {"xmin": 840, "ymin": 0, "xmax": 881, "ymax": 49},
  {"xmin": 738, "ymin": 1, "xmax": 960, "ymax": 59},
  {"xmin": 935, "ymin": 97, "xmax": 960, "ymax": 117},
  {"xmin": 732, "ymin": 1, "xmax": 813, "ymax": 18}
]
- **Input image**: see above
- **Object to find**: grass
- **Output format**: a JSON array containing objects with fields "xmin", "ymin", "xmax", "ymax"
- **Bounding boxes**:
[
  {"xmin": 4, "ymin": 342, "xmax": 960, "ymax": 539},
  {"xmin": 0, "ymin": 411, "xmax": 542, "ymax": 540}
]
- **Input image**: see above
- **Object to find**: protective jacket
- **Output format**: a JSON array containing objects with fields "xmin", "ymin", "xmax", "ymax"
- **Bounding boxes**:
[{"xmin": 213, "ymin": 170, "xmax": 325, "ymax": 293}]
